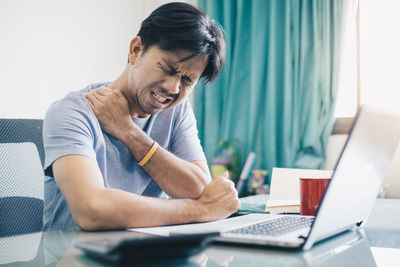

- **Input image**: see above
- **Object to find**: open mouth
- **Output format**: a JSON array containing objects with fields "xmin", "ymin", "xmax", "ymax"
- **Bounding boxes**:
[{"xmin": 151, "ymin": 91, "xmax": 173, "ymax": 105}]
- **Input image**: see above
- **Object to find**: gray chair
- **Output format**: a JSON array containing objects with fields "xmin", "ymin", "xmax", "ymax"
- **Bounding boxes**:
[
  {"xmin": 0, "ymin": 119, "xmax": 44, "ymax": 167},
  {"xmin": 0, "ymin": 119, "xmax": 44, "ymax": 237}
]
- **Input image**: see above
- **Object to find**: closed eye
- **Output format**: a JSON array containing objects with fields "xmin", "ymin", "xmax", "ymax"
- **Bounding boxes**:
[
  {"xmin": 181, "ymin": 75, "xmax": 193, "ymax": 85},
  {"xmin": 158, "ymin": 59, "xmax": 193, "ymax": 86}
]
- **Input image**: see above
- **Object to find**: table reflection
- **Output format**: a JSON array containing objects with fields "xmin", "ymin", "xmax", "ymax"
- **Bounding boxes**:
[
  {"xmin": 0, "ymin": 228, "xmax": 380, "ymax": 267},
  {"xmin": 204, "ymin": 230, "xmax": 376, "ymax": 267}
]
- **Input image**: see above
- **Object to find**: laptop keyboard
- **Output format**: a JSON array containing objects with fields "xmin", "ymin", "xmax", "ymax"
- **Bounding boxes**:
[{"xmin": 227, "ymin": 216, "xmax": 314, "ymax": 236}]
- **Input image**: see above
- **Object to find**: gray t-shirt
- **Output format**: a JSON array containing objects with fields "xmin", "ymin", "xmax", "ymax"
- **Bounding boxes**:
[{"xmin": 42, "ymin": 82, "xmax": 206, "ymax": 231}]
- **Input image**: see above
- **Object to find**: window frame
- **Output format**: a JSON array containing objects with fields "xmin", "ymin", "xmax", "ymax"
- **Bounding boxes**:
[{"xmin": 332, "ymin": 0, "xmax": 360, "ymax": 135}]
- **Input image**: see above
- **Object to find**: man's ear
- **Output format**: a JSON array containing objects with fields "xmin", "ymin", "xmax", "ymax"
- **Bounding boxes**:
[{"xmin": 128, "ymin": 36, "xmax": 143, "ymax": 65}]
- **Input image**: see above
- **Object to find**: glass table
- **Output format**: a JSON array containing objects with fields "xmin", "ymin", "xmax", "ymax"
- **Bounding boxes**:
[{"xmin": 1, "ymin": 197, "xmax": 399, "ymax": 266}]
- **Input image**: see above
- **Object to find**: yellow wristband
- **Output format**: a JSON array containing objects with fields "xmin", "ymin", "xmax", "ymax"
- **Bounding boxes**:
[{"xmin": 138, "ymin": 141, "xmax": 158, "ymax": 167}]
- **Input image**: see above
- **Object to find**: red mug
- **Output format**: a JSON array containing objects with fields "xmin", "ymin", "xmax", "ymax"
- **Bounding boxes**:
[{"xmin": 299, "ymin": 178, "xmax": 331, "ymax": 216}]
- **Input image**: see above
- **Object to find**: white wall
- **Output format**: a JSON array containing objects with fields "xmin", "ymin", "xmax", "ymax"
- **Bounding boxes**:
[
  {"xmin": 323, "ymin": 134, "xmax": 348, "ymax": 170},
  {"xmin": 0, "ymin": 0, "xmax": 195, "ymax": 119}
]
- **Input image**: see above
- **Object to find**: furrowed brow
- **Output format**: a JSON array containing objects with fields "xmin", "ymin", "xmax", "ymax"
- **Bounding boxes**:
[
  {"xmin": 162, "ymin": 58, "xmax": 194, "ymax": 83},
  {"xmin": 162, "ymin": 59, "xmax": 179, "ymax": 73}
]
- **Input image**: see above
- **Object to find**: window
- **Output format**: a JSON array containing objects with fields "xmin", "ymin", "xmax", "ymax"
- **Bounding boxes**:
[
  {"xmin": 360, "ymin": 0, "xmax": 400, "ymax": 113},
  {"xmin": 333, "ymin": 0, "xmax": 400, "ymax": 134}
]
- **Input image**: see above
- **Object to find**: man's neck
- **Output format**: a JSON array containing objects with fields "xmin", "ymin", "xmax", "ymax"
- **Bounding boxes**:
[
  {"xmin": 107, "ymin": 69, "xmax": 147, "ymax": 118},
  {"xmin": 108, "ymin": 68, "xmax": 128, "ymax": 92}
]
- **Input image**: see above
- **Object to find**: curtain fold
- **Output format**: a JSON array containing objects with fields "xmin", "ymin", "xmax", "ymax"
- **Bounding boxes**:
[{"xmin": 195, "ymin": 0, "xmax": 345, "ymax": 180}]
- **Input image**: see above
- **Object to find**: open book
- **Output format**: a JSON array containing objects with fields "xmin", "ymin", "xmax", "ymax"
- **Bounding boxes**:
[{"xmin": 265, "ymin": 168, "xmax": 333, "ymax": 213}]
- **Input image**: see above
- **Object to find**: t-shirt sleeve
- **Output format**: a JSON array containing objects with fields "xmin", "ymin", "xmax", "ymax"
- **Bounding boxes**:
[
  {"xmin": 170, "ymin": 100, "xmax": 206, "ymax": 162},
  {"xmin": 43, "ymin": 94, "xmax": 98, "ymax": 176}
]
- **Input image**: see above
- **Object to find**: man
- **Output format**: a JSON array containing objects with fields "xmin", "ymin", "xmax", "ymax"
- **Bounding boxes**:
[{"xmin": 42, "ymin": 2, "xmax": 239, "ymax": 231}]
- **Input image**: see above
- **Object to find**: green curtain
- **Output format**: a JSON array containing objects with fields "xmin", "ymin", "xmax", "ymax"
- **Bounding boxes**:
[{"xmin": 195, "ymin": 0, "xmax": 345, "ymax": 180}]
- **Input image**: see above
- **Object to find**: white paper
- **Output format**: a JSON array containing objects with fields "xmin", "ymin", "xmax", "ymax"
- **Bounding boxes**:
[
  {"xmin": 128, "ymin": 214, "xmax": 271, "ymax": 236},
  {"xmin": 129, "ymin": 219, "xmax": 232, "ymax": 236}
]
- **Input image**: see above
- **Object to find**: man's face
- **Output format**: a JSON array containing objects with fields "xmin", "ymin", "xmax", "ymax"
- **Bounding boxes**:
[{"xmin": 126, "ymin": 45, "xmax": 208, "ymax": 117}]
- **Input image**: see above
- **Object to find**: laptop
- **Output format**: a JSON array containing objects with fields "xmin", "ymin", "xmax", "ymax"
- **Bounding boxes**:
[{"xmin": 162, "ymin": 105, "xmax": 400, "ymax": 250}]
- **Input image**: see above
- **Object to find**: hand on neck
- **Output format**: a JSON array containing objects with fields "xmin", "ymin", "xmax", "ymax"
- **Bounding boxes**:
[{"xmin": 107, "ymin": 69, "xmax": 143, "ymax": 117}]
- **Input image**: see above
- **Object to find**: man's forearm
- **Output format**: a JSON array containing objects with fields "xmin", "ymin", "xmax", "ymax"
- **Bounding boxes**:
[
  {"xmin": 74, "ymin": 175, "xmax": 239, "ymax": 230},
  {"xmin": 77, "ymin": 188, "xmax": 203, "ymax": 230},
  {"xmin": 53, "ymin": 155, "xmax": 238, "ymax": 231},
  {"xmin": 120, "ymin": 123, "xmax": 211, "ymax": 198}
]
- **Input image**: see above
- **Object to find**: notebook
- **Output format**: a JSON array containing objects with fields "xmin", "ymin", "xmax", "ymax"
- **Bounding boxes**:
[{"xmin": 132, "ymin": 105, "xmax": 400, "ymax": 250}]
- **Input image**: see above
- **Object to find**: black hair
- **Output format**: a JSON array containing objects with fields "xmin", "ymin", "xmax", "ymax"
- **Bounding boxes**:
[{"xmin": 137, "ymin": 2, "xmax": 225, "ymax": 83}]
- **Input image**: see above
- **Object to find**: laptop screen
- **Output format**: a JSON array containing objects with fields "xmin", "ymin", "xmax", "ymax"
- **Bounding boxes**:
[{"xmin": 304, "ymin": 105, "xmax": 400, "ymax": 249}]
